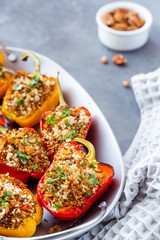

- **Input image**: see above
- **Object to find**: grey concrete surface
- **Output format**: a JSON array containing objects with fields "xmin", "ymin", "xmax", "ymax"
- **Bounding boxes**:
[{"xmin": 0, "ymin": 0, "xmax": 160, "ymax": 154}]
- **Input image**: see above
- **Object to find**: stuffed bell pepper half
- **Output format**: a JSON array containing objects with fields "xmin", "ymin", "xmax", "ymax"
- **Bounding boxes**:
[
  {"xmin": 0, "ymin": 174, "xmax": 43, "ymax": 237},
  {"xmin": 37, "ymin": 138, "xmax": 114, "ymax": 221},
  {"xmin": 40, "ymin": 74, "xmax": 92, "ymax": 160},
  {"xmin": 0, "ymin": 125, "xmax": 50, "ymax": 183},
  {"xmin": 2, "ymin": 52, "xmax": 59, "ymax": 127}
]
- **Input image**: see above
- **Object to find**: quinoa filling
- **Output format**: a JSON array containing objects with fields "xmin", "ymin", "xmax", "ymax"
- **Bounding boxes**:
[
  {"xmin": 0, "ymin": 174, "xmax": 37, "ymax": 229},
  {"xmin": 39, "ymin": 142, "xmax": 105, "ymax": 211},
  {"xmin": 4, "ymin": 72, "xmax": 55, "ymax": 117},
  {"xmin": 42, "ymin": 105, "xmax": 91, "ymax": 156},
  {"xmin": 0, "ymin": 128, "xmax": 50, "ymax": 172}
]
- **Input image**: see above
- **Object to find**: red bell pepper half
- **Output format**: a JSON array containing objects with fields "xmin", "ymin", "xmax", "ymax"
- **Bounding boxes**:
[
  {"xmin": 0, "ymin": 125, "xmax": 50, "ymax": 183},
  {"xmin": 37, "ymin": 138, "xmax": 114, "ymax": 221},
  {"xmin": 40, "ymin": 74, "xmax": 92, "ymax": 160}
]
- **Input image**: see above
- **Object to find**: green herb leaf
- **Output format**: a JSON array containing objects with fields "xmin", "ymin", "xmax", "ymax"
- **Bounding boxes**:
[
  {"xmin": 31, "ymin": 164, "xmax": 39, "ymax": 170},
  {"xmin": 15, "ymin": 96, "xmax": 24, "ymax": 105},
  {"xmin": 53, "ymin": 205, "xmax": 62, "ymax": 209},
  {"xmin": 7, "ymin": 115, "xmax": 12, "ymax": 120},
  {"xmin": 47, "ymin": 172, "xmax": 52, "ymax": 177},
  {"xmin": 64, "ymin": 120, "xmax": 70, "ymax": 127},
  {"xmin": 15, "ymin": 150, "xmax": 31, "ymax": 164},
  {"xmin": 47, "ymin": 115, "xmax": 57, "ymax": 125},
  {"xmin": 88, "ymin": 173, "xmax": 98, "ymax": 185},
  {"xmin": 12, "ymin": 137, "xmax": 16, "ymax": 140},
  {"xmin": 79, "ymin": 123, "xmax": 83, "ymax": 128},
  {"xmin": 27, "ymin": 75, "xmax": 42, "ymax": 87},
  {"xmin": 81, "ymin": 174, "xmax": 85, "ymax": 179},
  {"xmin": 0, "ymin": 198, "xmax": 8, "ymax": 207},
  {"xmin": 26, "ymin": 89, "xmax": 31, "ymax": 93},
  {"xmin": 12, "ymin": 84, "xmax": 23, "ymax": 90},
  {"xmin": 61, "ymin": 108, "xmax": 71, "ymax": 118},
  {"xmin": 45, "ymin": 177, "xmax": 60, "ymax": 183},
  {"xmin": 49, "ymin": 186, "xmax": 53, "ymax": 194},
  {"xmin": 87, "ymin": 191, "xmax": 93, "ymax": 197},
  {"xmin": 3, "ymin": 191, "xmax": 12, "ymax": 198},
  {"xmin": 62, "ymin": 130, "xmax": 78, "ymax": 142},
  {"xmin": 81, "ymin": 161, "xmax": 85, "ymax": 166},
  {"xmin": 90, "ymin": 163, "xmax": 96, "ymax": 169},
  {"xmin": 0, "ymin": 106, "xmax": 2, "ymax": 110}
]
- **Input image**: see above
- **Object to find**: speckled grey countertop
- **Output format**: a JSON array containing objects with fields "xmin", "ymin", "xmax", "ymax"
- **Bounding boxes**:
[{"xmin": 1, "ymin": 0, "xmax": 160, "ymax": 155}]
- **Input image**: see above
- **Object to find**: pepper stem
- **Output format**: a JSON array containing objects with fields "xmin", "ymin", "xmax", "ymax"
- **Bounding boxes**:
[
  {"xmin": 0, "ymin": 125, "xmax": 7, "ymax": 133},
  {"xmin": 21, "ymin": 52, "xmax": 40, "ymax": 76},
  {"xmin": 74, "ymin": 138, "xmax": 97, "ymax": 163},
  {"xmin": 57, "ymin": 72, "xmax": 67, "ymax": 106},
  {"xmin": 0, "ymin": 66, "xmax": 15, "ymax": 76}
]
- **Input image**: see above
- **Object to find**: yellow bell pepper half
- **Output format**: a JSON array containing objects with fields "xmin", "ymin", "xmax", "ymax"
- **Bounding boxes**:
[
  {"xmin": 2, "ymin": 52, "xmax": 59, "ymax": 127},
  {"xmin": 0, "ymin": 174, "xmax": 43, "ymax": 238}
]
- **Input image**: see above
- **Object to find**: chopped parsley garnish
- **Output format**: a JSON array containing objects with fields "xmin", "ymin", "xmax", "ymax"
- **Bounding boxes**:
[
  {"xmin": 3, "ymin": 191, "xmax": 12, "ymax": 198},
  {"xmin": 81, "ymin": 174, "xmax": 86, "ymax": 179},
  {"xmin": 12, "ymin": 84, "xmax": 23, "ymax": 90},
  {"xmin": 49, "ymin": 186, "xmax": 53, "ymax": 194},
  {"xmin": 27, "ymin": 75, "xmax": 42, "ymax": 87},
  {"xmin": 88, "ymin": 173, "xmax": 98, "ymax": 185},
  {"xmin": 87, "ymin": 191, "xmax": 93, "ymax": 197},
  {"xmin": 12, "ymin": 137, "xmax": 16, "ymax": 140},
  {"xmin": 61, "ymin": 108, "xmax": 71, "ymax": 118},
  {"xmin": 45, "ymin": 177, "xmax": 60, "ymax": 183},
  {"xmin": 62, "ymin": 130, "xmax": 78, "ymax": 142},
  {"xmin": 31, "ymin": 164, "xmax": 39, "ymax": 170},
  {"xmin": 15, "ymin": 96, "xmax": 24, "ymax": 105},
  {"xmin": 64, "ymin": 120, "xmax": 70, "ymax": 127},
  {"xmin": 0, "ymin": 191, "xmax": 12, "ymax": 207},
  {"xmin": 71, "ymin": 126, "xmax": 75, "ymax": 130},
  {"xmin": 0, "ymin": 105, "xmax": 2, "ymax": 110},
  {"xmin": 47, "ymin": 115, "xmax": 57, "ymax": 125},
  {"xmin": 81, "ymin": 161, "xmax": 85, "ymax": 166},
  {"xmin": 90, "ymin": 163, "xmax": 96, "ymax": 169},
  {"xmin": 15, "ymin": 150, "xmax": 31, "ymax": 164},
  {"xmin": 47, "ymin": 172, "xmax": 52, "ymax": 177},
  {"xmin": 26, "ymin": 89, "xmax": 31, "ymax": 93},
  {"xmin": 53, "ymin": 205, "xmax": 62, "ymax": 209},
  {"xmin": 79, "ymin": 123, "xmax": 83, "ymax": 128},
  {"xmin": 21, "ymin": 135, "xmax": 37, "ymax": 145}
]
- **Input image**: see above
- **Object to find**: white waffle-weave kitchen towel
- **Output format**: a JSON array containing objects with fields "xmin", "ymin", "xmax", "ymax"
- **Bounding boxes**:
[{"xmin": 77, "ymin": 68, "xmax": 160, "ymax": 240}]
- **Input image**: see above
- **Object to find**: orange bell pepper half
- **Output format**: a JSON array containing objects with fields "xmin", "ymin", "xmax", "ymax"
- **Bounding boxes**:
[
  {"xmin": 2, "ymin": 52, "xmax": 59, "ymax": 127},
  {"xmin": 0, "ymin": 174, "xmax": 43, "ymax": 237},
  {"xmin": 37, "ymin": 138, "xmax": 114, "ymax": 221}
]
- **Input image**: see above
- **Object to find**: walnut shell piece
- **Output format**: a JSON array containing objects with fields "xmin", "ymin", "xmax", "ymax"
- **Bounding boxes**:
[{"xmin": 112, "ymin": 54, "xmax": 127, "ymax": 65}]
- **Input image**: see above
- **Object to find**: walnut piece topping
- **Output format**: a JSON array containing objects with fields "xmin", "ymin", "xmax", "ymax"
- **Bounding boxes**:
[{"xmin": 112, "ymin": 54, "xmax": 127, "ymax": 65}]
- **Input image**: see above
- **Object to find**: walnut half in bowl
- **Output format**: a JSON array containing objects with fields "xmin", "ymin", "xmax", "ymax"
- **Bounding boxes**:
[{"xmin": 96, "ymin": 1, "xmax": 153, "ymax": 51}]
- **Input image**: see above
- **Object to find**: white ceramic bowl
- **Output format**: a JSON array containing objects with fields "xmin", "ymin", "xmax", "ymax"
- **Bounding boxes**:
[{"xmin": 96, "ymin": 1, "xmax": 153, "ymax": 51}]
